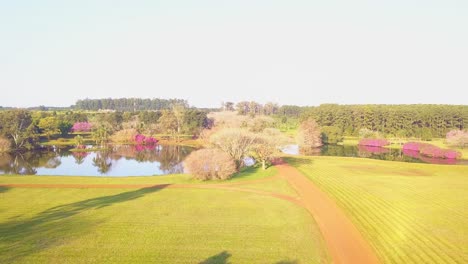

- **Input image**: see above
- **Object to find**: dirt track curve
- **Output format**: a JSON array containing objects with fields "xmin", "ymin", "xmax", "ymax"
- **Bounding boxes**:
[
  {"xmin": 275, "ymin": 161, "xmax": 380, "ymax": 264},
  {"xmin": 1, "ymin": 161, "xmax": 380, "ymax": 264}
]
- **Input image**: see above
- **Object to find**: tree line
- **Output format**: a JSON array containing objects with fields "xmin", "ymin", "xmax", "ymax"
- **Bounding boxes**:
[
  {"xmin": 0, "ymin": 107, "xmax": 209, "ymax": 151},
  {"xmin": 74, "ymin": 98, "xmax": 189, "ymax": 111},
  {"xmin": 301, "ymin": 104, "xmax": 468, "ymax": 138}
]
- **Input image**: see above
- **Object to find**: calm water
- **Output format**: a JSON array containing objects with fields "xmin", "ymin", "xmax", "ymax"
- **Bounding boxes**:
[
  {"xmin": 282, "ymin": 145, "xmax": 468, "ymax": 165},
  {"xmin": 0, "ymin": 145, "xmax": 195, "ymax": 176},
  {"xmin": 1, "ymin": 143, "xmax": 465, "ymax": 177}
]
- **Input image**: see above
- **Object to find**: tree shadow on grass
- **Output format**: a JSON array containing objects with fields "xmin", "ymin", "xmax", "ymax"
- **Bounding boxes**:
[
  {"xmin": 199, "ymin": 251, "xmax": 232, "ymax": 264},
  {"xmin": 283, "ymin": 157, "xmax": 313, "ymax": 167},
  {"xmin": 198, "ymin": 252, "xmax": 298, "ymax": 264},
  {"xmin": 0, "ymin": 185, "xmax": 168, "ymax": 263},
  {"xmin": 229, "ymin": 165, "xmax": 261, "ymax": 181},
  {"xmin": 0, "ymin": 186, "xmax": 10, "ymax": 193},
  {"xmin": 275, "ymin": 260, "xmax": 298, "ymax": 264}
]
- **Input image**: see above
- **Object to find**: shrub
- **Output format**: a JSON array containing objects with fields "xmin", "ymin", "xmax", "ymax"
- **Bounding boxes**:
[
  {"xmin": 74, "ymin": 135, "xmax": 84, "ymax": 148},
  {"xmin": 110, "ymin": 129, "xmax": 138, "ymax": 143},
  {"xmin": 358, "ymin": 138, "xmax": 390, "ymax": 147},
  {"xmin": 72, "ymin": 122, "xmax": 92, "ymax": 132},
  {"xmin": 0, "ymin": 136, "xmax": 11, "ymax": 153},
  {"xmin": 184, "ymin": 149, "xmax": 236, "ymax": 180},
  {"xmin": 446, "ymin": 130, "xmax": 468, "ymax": 148}
]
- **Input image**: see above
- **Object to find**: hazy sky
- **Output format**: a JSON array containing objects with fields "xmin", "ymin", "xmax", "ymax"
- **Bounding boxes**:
[{"xmin": 1, "ymin": 0, "xmax": 467, "ymax": 108}]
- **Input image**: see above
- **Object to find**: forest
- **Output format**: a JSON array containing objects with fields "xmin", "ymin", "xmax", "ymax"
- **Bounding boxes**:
[{"xmin": 300, "ymin": 104, "xmax": 468, "ymax": 138}]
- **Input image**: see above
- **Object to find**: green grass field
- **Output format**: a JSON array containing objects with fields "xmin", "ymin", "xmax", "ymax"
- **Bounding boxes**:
[
  {"xmin": 0, "ymin": 166, "xmax": 327, "ymax": 264},
  {"xmin": 287, "ymin": 156, "xmax": 468, "ymax": 263}
]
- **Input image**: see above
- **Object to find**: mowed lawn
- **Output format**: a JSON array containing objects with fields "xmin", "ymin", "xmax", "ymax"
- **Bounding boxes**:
[
  {"xmin": 287, "ymin": 156, "xmax": 468, "ymax": 264},
  {"xmin": 0, "ymin": 167, "xmax": 329, "ymax": 264}
]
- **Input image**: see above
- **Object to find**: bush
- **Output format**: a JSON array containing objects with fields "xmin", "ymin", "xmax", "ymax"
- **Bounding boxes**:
[
  {"xmin": 184, "ymin": 149, "xmax": 236, "ymax": 180},
  {"xmin": 110, "ymin": 129, "xmax": 138, "ymax": 143},
  {"xmin": 0, "ymin": 136, "xmax": 11, "ymax": 153},
  {"xmin": 358, "ymin": 138, "xmax": 390, "ymax": 147}
]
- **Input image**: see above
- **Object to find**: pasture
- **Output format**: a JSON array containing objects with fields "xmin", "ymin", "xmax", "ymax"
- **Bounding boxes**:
[
  {"xmin": 0, "ymin": 166, "xmax": 329, "ymax": 264},
  {"xmin": 287, "ymin": 156, "xmax": 468, "ymax": 263}
]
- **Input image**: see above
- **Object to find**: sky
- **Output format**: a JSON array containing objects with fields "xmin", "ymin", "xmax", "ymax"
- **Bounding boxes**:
[{"xmin": 1, "ymin": 0, "xmax": 467, "ymax": 108}]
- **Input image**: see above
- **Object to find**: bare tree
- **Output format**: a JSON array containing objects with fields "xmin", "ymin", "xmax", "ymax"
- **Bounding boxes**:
[
  {"xmin": 210, "ymin": 128, "xmax": 257, "ymax": 170},
  {"xmin": 184, "ymin": 148, "xmax": 236, "ymax": 180},
  {"xmin": 236, "ymin": 101, "xmax": 250, "ymax": 115},
  {"xmin": 252, "ymin": 128, "xmax": 291, "ymax": 170},
  {"xmin": 297, "ymin": 119, "xmax": 322, "ymax": 148},
  {"xmin": 263, "ymin": 102, "xmax": 279, "ymax": 115}
]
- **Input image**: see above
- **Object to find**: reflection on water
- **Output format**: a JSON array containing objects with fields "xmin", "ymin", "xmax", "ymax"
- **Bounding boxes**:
[
  {"xmin": 0, "ymin": 145, "xmax": 195, "ymax": 176},
  {"xmin": 282, "ymin": 145, "xmax": 467, "ymax": 165}
]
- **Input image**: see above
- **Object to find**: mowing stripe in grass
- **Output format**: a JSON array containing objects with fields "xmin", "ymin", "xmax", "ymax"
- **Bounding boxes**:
[
  {"xmin": 289, "ymin": 158, "xmax": 468, "ymax": 264},
  {"xmin": 311, "ymin": 174, "xmax": 461, "ymax": 263}
]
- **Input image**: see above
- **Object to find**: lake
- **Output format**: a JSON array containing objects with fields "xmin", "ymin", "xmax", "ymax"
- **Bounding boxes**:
[
  {"xmin": 0, "ymin": 145, "xmax": 195, "ymax": 177},
  {"xmin": 1, "ymin": 143, "xmax": 466, "ymax": 177},
  {"xmin": 282, "ymin": 144, "xmax": 468, "ymax": 165}
]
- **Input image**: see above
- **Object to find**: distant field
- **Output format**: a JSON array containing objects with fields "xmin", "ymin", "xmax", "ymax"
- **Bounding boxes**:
[
  {"xmin": 0, "ymin": 166, "xmax": 328, "ymax": 264},
  {"xmin": 287, "ymin": 156, "xmax": 468, "ymax": 263}
]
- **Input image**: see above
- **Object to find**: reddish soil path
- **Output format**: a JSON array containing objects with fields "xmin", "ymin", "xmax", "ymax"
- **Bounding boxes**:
[{"xmin": 275, "ymin": 161, "xmax": 380, "ymax": 264}]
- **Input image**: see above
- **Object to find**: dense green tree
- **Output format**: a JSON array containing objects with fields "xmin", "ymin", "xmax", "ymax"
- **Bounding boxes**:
[
  {"xmin": 0, "ymin": 110, "xmax": 38, "ymax": 150},
  {"xmin": 182, "ymin": 109, "xmax": 208, "ymax": 134},
  {"xmin": 92, "ymin": 126, "xmax": 110, "ymax": 146},
  {"xmin": 321, "ymin": 126, "xmax": 343, "ymax": 144},
  {"xmin": 159, "ymin": 110, "xmax": 178, "ymax": 138},
  {"xmin": 138, "ymin": 111, "xmax": 161, "ymax": 124},
  {"xmin": 57, "ymin": 121, "xmax": 73, "ymax": 136},
  {"xmin": 38, "ymin": 116, "xmax": 59, "ymax": 139}
]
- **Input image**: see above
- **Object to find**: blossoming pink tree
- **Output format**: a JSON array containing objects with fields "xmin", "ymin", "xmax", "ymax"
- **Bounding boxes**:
[
  {"xmin": 446, "ymin": 130, "xmax": 468, "ymax": 148},
  {"xmin": 134, "ymin": 134, "xmax": 158, "ymax": 145},
  {"xmin": 402, "ymin": 142, "xmax": 461, "ymax": 159},
  {"xmin": 72, "ymin": 122, "xmax": 92, "ymax": 132}
]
